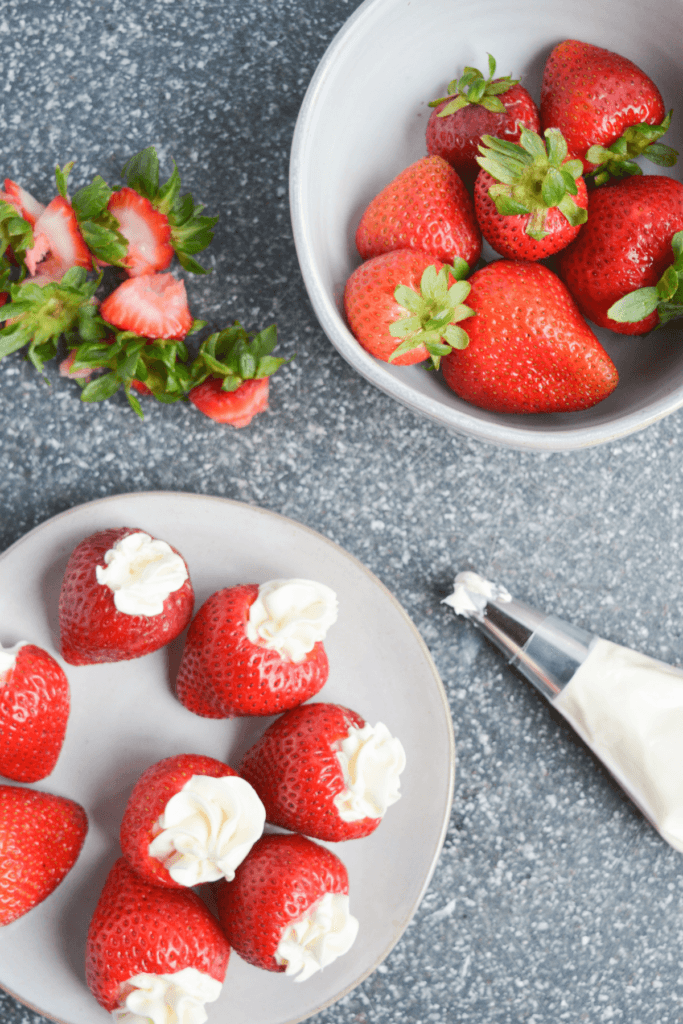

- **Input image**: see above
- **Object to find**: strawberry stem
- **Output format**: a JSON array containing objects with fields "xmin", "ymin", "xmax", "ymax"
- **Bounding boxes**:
[
  {"xmin": 586, "ymin": 112, "xmax": 678, "ymax": 186},
  {"xmin": 429, "ymin": 55, "xmax": 518, "ymax": 117},
  {"xmin": 607, "ymin": 230, "xmax": 683, "ymax": 329},
  {"xmin": 389, "ymin": 263, "xmax": 474, "ymax": 368}
]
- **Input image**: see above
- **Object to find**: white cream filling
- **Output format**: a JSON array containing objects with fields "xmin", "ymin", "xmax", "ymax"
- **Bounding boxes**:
[
  {"xmin": 245, "ymin": 578, "xmax": 338, "ymax": 662},
  {"xmin": 112, "ymin": 967, "xmax": 222, "ymax": 1024},
  {"xmin": 96, "ymin": 531, "xmax": 188, "ymax": 616},
  {"xmin": 0, "ymin": 641, "xmax": 28, "ymax": 685},
  {"xmin": 333, "ymin": 722, "xmax": 406, "ymax": 822},
  {"xmin": 148, "ymin": 774, "xmax": 266, "ymax": 885},
  {"xmin": 555, "ymin": 637, "xmax": 683, "ymax": 853},
  {"xmin": 442, "ymin": 570, "xmax": 512, "ymax": 618},
  {"xmin": 274, "ymin": 892, "xmax": 359, "ymax": 982}
]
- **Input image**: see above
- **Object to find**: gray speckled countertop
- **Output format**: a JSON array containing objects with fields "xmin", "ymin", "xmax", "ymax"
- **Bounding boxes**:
[{"xmin": 2, "ymin": 2, "xmax": 683, "ymax": 1023}]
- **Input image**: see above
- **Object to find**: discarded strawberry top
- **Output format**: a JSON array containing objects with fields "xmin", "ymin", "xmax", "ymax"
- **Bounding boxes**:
[{"xmin": 0, "ymin": 146, "xmax": 286, "ymax": 424}]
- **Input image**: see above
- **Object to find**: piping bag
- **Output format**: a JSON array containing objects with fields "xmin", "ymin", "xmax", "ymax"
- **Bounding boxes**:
[{"xmin": 444, "ymin": 571, "xmax": 683, "ymax": 853}]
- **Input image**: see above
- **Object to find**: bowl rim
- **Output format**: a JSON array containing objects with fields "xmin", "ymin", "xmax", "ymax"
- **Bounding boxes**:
[{"xmin": 289, "ymin": 0, "xmax": 683, "ymax": 451}]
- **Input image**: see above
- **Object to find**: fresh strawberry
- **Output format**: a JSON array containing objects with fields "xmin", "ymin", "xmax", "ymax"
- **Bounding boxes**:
[
  {"xmin": 240, "ymin": 703, "xmax": 405, "ymax": 841},
  {"xmin": 0, "ymin": 642, "xmax": 69, "ymax": 783},
  {"xmin": 0, "ymin": 785, "xmax": 87, "ymax": 925},
  {"xmin": 344, "ymin": 251, "xmax": 474, "ymax": 366},
  {"xmin": 355, "ymin": 155, "xmax": 481, "ymax": 268},
  {"xmin": 119, "ymin": 752, "xmax": 265, "ymax": 889},
  {"xmin": 186, "ymin": 321, "xmax": 284, "ymax": 425},
  {"xmin": 2, "ymin": 179, "xmax": 45, "ymax": 226},
  {"xmin": 189, "ymin": 375, "xmax": 269, "ymax": 425},
  {"xmin": 24, "ymin": 196, "xmax": 92, "ymax": 280},
  {"xmin": 99, "ymin": 273, "xmax": 193, "ymax": 340},
  {"xmin": 540, "ymin": 40, "xmax": 677, "ymax": 183},
  {"xmin": 108, "ymin": 187, "xmax": 174, "ymax": 276},
  {"xmin": 59, "ymin": 527, "xmax": 194, "ymax": 665},
  {"xmin": 214, "ymin": 833, "xmax": 358, "ymax": 979},
  {"xmin": 426, "ymin": 55, "xmax": 541, "ymax": 185},
  {"xmin": 474, "ymin": 127, "xmax": 588, "ymax": 260},
  {"xmin": 175, "ymin": 581, "xmax": 334, "ymax": 718},
  {"xmin": 112, "ymin": 146, "xmax": 219, "ymax": 275},
  {"xmin": 557, "ymin": 176, "xmax": 683, "ymax": 334},
  {"xmin": 85, "ymin": 857, "xmax": 230, "ymax": 1014},
  {"xmin": 440, "ymin": 260, "xmax": 619, "ymax": 413}
]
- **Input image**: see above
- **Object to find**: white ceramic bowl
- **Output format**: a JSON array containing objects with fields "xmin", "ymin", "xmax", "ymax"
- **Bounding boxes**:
[{"xmin": 290, "ymin": 0, "xmax": 683, "ymax": 451}]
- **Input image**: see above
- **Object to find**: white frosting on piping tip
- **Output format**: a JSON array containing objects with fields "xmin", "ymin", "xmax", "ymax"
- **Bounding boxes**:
[{"xmin": 442, "ymin": 571, "xmax": 512, "ymax": 618}]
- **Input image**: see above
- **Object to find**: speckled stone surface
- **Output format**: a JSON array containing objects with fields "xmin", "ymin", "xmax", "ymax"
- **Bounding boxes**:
[{"xmin": 2, "ymin": 1, "xmax": 683, "ymax": 1023}]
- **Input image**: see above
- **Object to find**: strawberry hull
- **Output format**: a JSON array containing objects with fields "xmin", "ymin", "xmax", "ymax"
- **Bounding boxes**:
[
  {"xmin": 119, "ymin": 752, "xmax": 238, "ymax": 889},
  {"xmin": 175, "ymin": 584, "xmax": 329, "ymax": 718},
  {"xmin": 59, "ymin": 527, "xmax": 195, "ymax": 664},
  {"xmin": 0, "ymin": 644, "xmax": 70, "ymax": 783},
  {"xmin": 214, "ymin": 833, "xmax": 350, "ymax": 973}
]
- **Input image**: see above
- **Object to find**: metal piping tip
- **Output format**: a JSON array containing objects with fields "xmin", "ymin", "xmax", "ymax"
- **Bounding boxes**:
[{"xmin": 443, "ymin": 571, "xmax": 597, "ymax": 701}]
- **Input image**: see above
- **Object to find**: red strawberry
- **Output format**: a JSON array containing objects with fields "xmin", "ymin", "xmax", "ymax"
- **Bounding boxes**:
[
  {"xmin": 426, "ymin": 55, "xmax": 540, "ymax": 185},
  {"xmin": 440, "ymin": 260, "xmax": 619, "ymax": 413},
  {"xmin": 474, "ymin": 127, "xmax": 588, "ymax": 260},
  {"xmin": 215, "ymin": 833, "xmax": 358, "ymax": 979},
  {"xmin": 344, "ymin": 250, "xmax": 474, "ymax": 366},
  {"xmin": 59, "ymin": 527, "xmax": 194, "ymax": 665},
  {"xmin": 355, "ymin": 155, "xmax": 481, "ymax": 268},
  {"xmin": 107, "ymin": 187, "xmax": 174, "ymax": 277},
  {"xmin": 557, "ymin": 175, "xmax": 683, "ymax": 334},
  {"xmin": 2, "ymin": 178, "xmax": 45, "ymax": 226},
  {"xmin": 99, "ymin": 273, "xmax": 193, "ymax": 340},
  {"xmin": 189, "ymin": 375, "xmax": 270, "ymax": 426},
  {"xmin": 240, "ymin": 703, "xmax": 405, "ymax": 841},
  {"xmin": 24, "ymin": 196, "xmax": 91, "ymax": 280},
  {"xmin": 119, "ymin": 752, "xmax": 265, "ymax": 889},
  {"xmin": 175, "ymin": 581, "xmax": 334, "ymax": 718},
  {"xmin": 0, "ymin": 785, "xmax": 87, "ymax": 925},
  {"xmin": 540, "ymin": 40, "xmax": 675, "ymax": 181},
  {"xmin": 85, "ymin": 857, "xmax": 230, "ymax": 1014},
  {"xmin": 0, "ymin": 642, "xmax": 69, "ymax": 783}
]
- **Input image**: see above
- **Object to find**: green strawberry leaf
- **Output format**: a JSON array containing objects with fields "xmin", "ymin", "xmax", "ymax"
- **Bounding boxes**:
[
  {"xmin": 0, "ymin": 199, "xmax": 33, "ymax": 261},
  {"xmin": 587, "ymin": 112, "xmax": 678, "ymax": 185},
  {"xmin": 389, "ymin": 264, "xmax": 473, "ymax": 363},
  {"xmin": 607, "ymin": 288, "xmax": 659, "ymax": 322},
  {"xmin": 430, "ymin": 54, "xmax": 518, "ymax": 114},
  {"xmin": 55, "ymin": 162, "xmax": 75, "ymax": 199}
]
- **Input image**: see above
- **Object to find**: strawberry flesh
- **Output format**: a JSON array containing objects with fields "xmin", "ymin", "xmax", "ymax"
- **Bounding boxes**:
[
  {"xmin": 25, "ymin": 196, "xmax": 91, "ymax": 280},
  {"xmin": 189, "ymin": 375, "xmax": 269, "ymax": 426},
  {"xmin": 108, "ymin": 187, "xmax": 174, "ymax": 277},
  {"xmin": 2, "ymin": 178, "xmax": 45, "ymax": 226},
  {"xmin": 99, "ymin": 273, "xmax": 193, "ymax": 339}
]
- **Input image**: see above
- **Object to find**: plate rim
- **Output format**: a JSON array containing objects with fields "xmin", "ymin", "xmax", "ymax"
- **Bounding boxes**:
[{"xmin": 0, "ymin": 490, "xmax": 456, "ymax": 1024}]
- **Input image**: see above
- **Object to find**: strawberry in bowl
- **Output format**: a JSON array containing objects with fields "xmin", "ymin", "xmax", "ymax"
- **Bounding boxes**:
[
  {"xmin": 119, "ymin": 752, "xmax": 265, "ymax": 889},
  {"xmin": 175, "ymin": 578, "xmax": 337, "ymax": 718},
  {"xmin": 59, "ymin": 527, "xmax": 194, "ymax": 665},
  {"xmin": 0, "ymin": 641, "xmax": 70, "ymax": 783},
  {"xmin": 214, "ymin": 833, "xmax": 358, "ymax": 981},
  {"xmin": 240, "ymin": 702, "xmax": 406, "ymax": 842}
]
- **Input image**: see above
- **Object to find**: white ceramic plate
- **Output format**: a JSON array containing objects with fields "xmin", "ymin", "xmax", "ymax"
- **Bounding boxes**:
[
  {"xmin": 0, "ymin": 492, "xmax": 454, "ymax": 1024},
  {"xmin": 290, "ymin": 0, "xmax": 683, "ymax": 450}
]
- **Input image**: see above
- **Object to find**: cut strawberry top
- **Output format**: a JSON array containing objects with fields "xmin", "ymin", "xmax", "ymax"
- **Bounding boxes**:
[
  {"xmin": 25, "ymin": 196, "xmax": 91, "ymax": 279},
  {"xmin": 3, "ymin": 179, "xmax": 45, "ymax": 226},
  {"xmin": 99, "ymin": 273, "xmax": 193, "ymax": 339},
  {"xmin": 108, "ymin": 187, "xmax": 174, "ymax": 277},
  {"xmin": 189, "ymin": 375, "xmax": 270, "ymax": 426}
]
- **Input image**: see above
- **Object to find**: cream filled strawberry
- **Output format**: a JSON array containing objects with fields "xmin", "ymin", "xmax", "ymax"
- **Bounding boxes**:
[
  {"xmin": 175, "ymin": 578, "xmax": 337, "ymax": 718},
  {"xmin": 59, "ymin": 527, "xmax": 194, "ymax": 665},
  {"xmin": 0, "ymin": 785, "xmax": 87, "ymax": 925},
  {"xmin": 0, "ymin": 641, "xmax": 69, "ymax": 782},
  {"xmin": 85, "ymin": 857, "xmax": 230, "ymax": 1018},
  {"xmin": 240, "ymin": 703, "xmax": 406, "ymax": 841},
  {"xmin": 120, "ymin": 753, "xmax": 265, "ymax": 889},
  {"xmin": 215, "ymin": 833, "xmax": 358, "ymax": 980}
]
